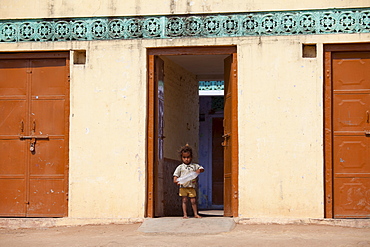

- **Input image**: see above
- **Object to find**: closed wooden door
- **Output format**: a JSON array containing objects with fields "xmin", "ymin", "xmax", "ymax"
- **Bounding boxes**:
[
  {"xmin": 223, "ymin": 53, "xmax": 238, "ymax": 217},
  {"xmin": 325, "ymin": 44, "xmax": 370, "ymax": 218},
  {"xmin": 0, "ymin": 52, "xmax": 69, "ymax": 217}
]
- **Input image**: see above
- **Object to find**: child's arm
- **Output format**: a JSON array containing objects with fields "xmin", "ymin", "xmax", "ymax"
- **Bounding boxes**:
[
  {"xmin": 196, "ymin": 168, "xmax": 204, "ymax": 174},
  {"xmin": 173, "ymin": 176, "xmax": 179, "ymax": 184}
]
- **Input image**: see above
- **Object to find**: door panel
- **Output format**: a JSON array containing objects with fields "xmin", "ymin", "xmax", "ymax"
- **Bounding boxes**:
[
  {"xmin": 0, "ymin": 140, "xmax": 26, "ymax": 174},
  {"xmin": 333, "ymin": 178, "xmax": 370, "ymax": 218},
  {"xmin": 332, "ymin": 52, "xmax": 370, "ymax": 91},
  {"xmin": 223, "ymin": 53, "xmax": 238, "ymax": 217},
  {"xmin": 0, "ymin": 100, "xmax": 26, "ymax": 135},
  {"xmin": 0, "ymin": 59, "xmax": 28, "ymax": 96},
  {"xmin": 31, "ymin": 59, "xmax": 67, "ymax": 96},
  {"xmin": 334, "ymin": 136, "xmax": 369, "ymax": 175},
  {"xmin": 0, "ymin": 59, "xmax": 28, "ymax": 216},
  {"xmin": 30, "ymin": 140, "xmax": 66, "ymax": 175},
  {"xmin": 330, "ymin": 49, "xmax": 370, "ymax": 218},
  {"xmin": 0, "ymin": 139, "xmax": 26, "ymax": 216},
  {"xmin": 28, "ymin": 179, "xmax": 66, "ymax": 216},
  {"xmin": 333, "ymin": 94, "xmax": 370, "ymax": 134},
  {"xmin": 29, "ymin": 57, "xmax": 68, "ymax": 217},
  {"xmin": 146, "ymin": 55, "xmax": 156, "ymax": 217},
  {"xmin": 0, "ymin": 53, "xmax": 69, "ymax": 217},
  {"xmin": 223, "ymin": 60, "xmax": 232, "ymax": 216},
  {"xmin": 32, "ymin": 100, "xmax": 66, "ymax": 135},
  {"xmin": 0, "ymin": 179, "xmax": 26, "ymax": 216}
]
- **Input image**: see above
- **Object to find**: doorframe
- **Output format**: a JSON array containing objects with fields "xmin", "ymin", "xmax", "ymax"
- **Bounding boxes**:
[
  {"xmin": 324, "ymin": 43, "xmax": 370, "ymax": 218},
  {"xmin": 146, "ymin": 46, "xmax": 238, "ymax": 217}
]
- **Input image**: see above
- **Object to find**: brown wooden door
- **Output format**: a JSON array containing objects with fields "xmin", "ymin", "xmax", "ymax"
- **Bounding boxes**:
[
  {"xmin": 223, "ymin": 53, "xmax": 238, "ymax": 217},
  {"xmin": 325, "ymin": 44, "xmax": 370, "ymax": 218},
  {"xmin": 146, "ymin": 54, "xmax": 156, "ymax": 217},
  {"xmin": 332, "ymin": 51, "xmax": 370, "ymax": 218},
  {"xmin": 0, "ymin": 53, "xmax": 69, "ymax": 217}
]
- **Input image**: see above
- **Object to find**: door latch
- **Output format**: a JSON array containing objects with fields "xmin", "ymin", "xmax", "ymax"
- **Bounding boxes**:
[
  {"xmin": 19, "ymin": 135, "xmax": 49, "ymax": 152},
  {"xmin": 222, "ymin": 133, "xmax": 230, "ymax": 147},
  {"xmin": 30, "ymin": 138, "xmax": 36, "ymax": 152},
  {"xmin": 365, "ymin": 111, "xmax": 370, "ymax": 135}
]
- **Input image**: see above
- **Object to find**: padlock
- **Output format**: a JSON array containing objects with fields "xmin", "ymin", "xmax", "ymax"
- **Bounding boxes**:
[{"xmin": 30, "ymin": 138, "xmax": 36, "ymax": 152}]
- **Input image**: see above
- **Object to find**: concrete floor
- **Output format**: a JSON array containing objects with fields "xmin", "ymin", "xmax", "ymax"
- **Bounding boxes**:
[{"xmin": 1, "ymin": 221, "xmax": 369, "ymax": 247}]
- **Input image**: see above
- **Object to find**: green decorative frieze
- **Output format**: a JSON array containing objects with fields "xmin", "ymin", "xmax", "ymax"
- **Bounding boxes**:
[
  {"xmin": 0, "ymin": 8, "xmax": 369, "ymax": 43},
  {"xmin": 199, "ymin": 81, "xmax": 224, "ymax": 91}
]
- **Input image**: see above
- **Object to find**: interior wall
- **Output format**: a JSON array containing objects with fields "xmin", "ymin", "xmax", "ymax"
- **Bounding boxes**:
[
  {"xmin": 154, "ymin": 55, "xmax": 199, "ymax": 216},
  {"xmin": 161, "ymin": 56, "xmax": 199, "ymax": 162}
]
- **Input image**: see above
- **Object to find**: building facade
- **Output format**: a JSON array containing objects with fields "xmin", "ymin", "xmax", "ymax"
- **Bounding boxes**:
[{"xmin": 0, "ymin": 1, "xmax": 369, "ymax": 225}]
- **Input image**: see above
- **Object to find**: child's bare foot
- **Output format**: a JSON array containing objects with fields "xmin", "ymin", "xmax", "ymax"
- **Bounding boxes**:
[
  {"xmin": 194, "ymin": 215, "xmax": 202, "ymax": 218},
  {"xmin": 183, "ymin": 216, "xmax": 189, "ymax": 219}
]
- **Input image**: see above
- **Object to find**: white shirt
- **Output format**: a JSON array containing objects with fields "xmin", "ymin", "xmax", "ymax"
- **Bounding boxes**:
[{"xmin": 173, "ymin": 163, "xmax": 204, "ymax": 188}]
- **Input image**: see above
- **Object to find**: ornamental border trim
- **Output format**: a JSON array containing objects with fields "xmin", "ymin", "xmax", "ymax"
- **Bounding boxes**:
[
  {"xmin": 0, "ymin": 8, "xmax": 369, "ymax": 43},
  {"xmin": 199, "ymin": 81, "xmax": 224, "ymax": 91}
]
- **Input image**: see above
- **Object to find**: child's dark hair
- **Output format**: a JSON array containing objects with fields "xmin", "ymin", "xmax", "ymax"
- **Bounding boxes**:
[{"xmin": 178, "ymin": 144, "xmax": 193, "ymax": 158}]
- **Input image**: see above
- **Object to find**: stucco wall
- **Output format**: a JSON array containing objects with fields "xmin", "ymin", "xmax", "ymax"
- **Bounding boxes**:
[
  {"xmin": 238, "ymin": 36, "xmax": 324, "ymax": 218},
  {"xmin": 0, "ymin": 0, "xmax": 369, "ymax": 19},
  {"xmin": 68, "ymin": 41, "xmax": 148, "ymax": 218},
  {"xmin": 162, "ymin": 56, "xmax": 199, "ymax": 162},
  {"xmin": 1, "ymin": 33, "xmax": 370, "ymax": 219}
]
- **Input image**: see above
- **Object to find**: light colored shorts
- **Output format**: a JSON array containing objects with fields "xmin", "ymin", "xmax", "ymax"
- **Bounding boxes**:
[{"xmin": 179, "ymin": 187, "xmax": 197, "ymax": 197}]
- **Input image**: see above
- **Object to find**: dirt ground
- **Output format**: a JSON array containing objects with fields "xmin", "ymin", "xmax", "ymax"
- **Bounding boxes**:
[{"xmin": 0, "ymin": 223, "xmax": 369, "ymax": 247}]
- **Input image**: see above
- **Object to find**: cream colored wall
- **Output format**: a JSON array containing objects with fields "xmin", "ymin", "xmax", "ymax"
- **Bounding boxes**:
[
  {"xmin": 0, "ymin": 1, "xmax": 370, "ymax": 220},
  {"xmin": 1, "ymin": 0, "xmax": 369, "ymax": 19},
  {"xmin": 68, "ymin": 41, "xmax": 148, "ymax": 218},
  {"xmin": 161, "ymin": 56, "xmax": 199, "ymax": 162},
  {"xmin": 0, "ymin": 40, "xmax": 150, "ymax": 218},
  {"xmin": 238, "ymin": 37, "xmax": 323, "ymax": 219},
  {"xmin": 237, "ymin": 34, "xmax": 370, "ymax": 219}
]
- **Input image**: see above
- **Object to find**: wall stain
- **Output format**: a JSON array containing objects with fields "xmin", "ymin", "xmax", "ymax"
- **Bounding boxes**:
[
  {"xmin": 279, "ymin": 181, "xmax": 284, "ymax": 200},
  {"xmin": 170, "ymin": 0, "xmax": 176, "ymax": 14},
  {"xmin": 49, "ymin": 0, "xmax": 55, "ymax": 16}
]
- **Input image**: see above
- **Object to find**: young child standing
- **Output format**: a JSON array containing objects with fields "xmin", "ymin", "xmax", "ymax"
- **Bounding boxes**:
[{"xmin": 173, "ymin": 144, "xmax": 204, "ymax": 219}]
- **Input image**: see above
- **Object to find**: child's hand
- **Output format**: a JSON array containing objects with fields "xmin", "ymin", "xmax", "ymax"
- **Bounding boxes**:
[{"xmin": 196, "ymin": 168, "xmax": 204, "ymax": 174}]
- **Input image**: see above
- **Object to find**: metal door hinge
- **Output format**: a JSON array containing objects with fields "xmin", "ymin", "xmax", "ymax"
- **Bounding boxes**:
[{"xmin": 327, "ymin": 194, "xmax": 331, "ymax": 204}]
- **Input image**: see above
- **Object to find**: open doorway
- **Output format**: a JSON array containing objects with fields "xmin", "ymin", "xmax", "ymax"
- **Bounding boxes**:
[{"xmin": 146, "ymin": 46, "xmax": 238, "ymax": 218}]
